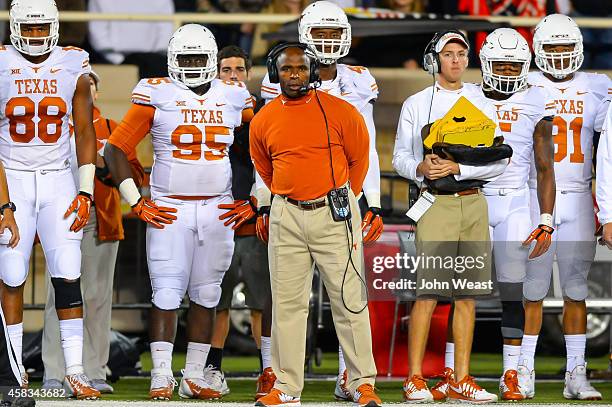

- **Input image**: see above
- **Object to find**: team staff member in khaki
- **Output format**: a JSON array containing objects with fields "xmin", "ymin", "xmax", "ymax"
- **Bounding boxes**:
[
  {"xmin": 250, "ymin": 43, "xmax": 381, "ymax": 407},
  {"xmin": 393, "ymin": 31, "xmax": 508, "ymax": 403},
  {"xmin": 42, "ymin": 71, "xmax": 145, "ymax": 393}
]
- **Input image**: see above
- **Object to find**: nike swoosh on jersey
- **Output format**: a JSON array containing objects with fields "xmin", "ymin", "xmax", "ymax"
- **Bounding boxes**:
[
  {"xmin": 50, "ymin": 68, "xmax": 62, "ymax": 73},
  {"xmin": 216, "ymin": 103, "xmax": 226, "ymax": 107},
  {"xmin": 576, "ymin": 91, "xmax": 589, "ymax": 95}
]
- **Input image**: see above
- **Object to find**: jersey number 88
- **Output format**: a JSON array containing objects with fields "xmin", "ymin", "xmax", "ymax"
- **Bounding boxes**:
[{"xmin": 5, "ymin": 96, "xmax": 67, "ymax": 144}]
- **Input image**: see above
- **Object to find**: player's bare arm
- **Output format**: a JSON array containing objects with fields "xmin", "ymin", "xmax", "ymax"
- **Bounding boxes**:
[
  {"xmin": 0, "ymin": 161, "xmax": 19, "ymax": 248},
  {"xmin": 104, "ymin": 139, "xmax": 177, "ymax": 229},
  {"xmin": 524, "ymin": 118, "xmax": 556, "ymax": 259},
  {"xmin": 64, "ymin": 74, "xmax": 96, "ymax": 232}
]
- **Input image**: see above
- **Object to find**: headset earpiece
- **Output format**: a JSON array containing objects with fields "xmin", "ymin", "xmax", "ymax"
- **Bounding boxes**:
[
  {"xmin": 422, "ymin": 30, "xmax": 469, "ymax": 75},
  {"xmin": 266, "ymin": 42, "xmax": 320, "ymax": 85},
  {"xmin": 423, "ymin": 52, "xmax": 439, "ymax": 75}
]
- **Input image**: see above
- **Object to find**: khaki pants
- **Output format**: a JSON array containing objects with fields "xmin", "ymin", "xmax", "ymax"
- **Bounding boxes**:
[
  {"xmin": 268, "ymin": 191, "xmax": 376, "ymax": 397},
  {"xmin": 415, "ymin": 193, "xmax": 492, "ymax": 298},
  {"xmin": 42, "ymin": 211, "xmax": 119, "ymax": 381}
]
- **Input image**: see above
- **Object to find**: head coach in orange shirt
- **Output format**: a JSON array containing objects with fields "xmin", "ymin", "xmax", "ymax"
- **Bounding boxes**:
[{"xmin": 249, "ymin": 43, "xmax": 381, "ymax": 407}]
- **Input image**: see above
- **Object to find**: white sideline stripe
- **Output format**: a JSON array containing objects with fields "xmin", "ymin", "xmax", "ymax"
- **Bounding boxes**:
[{"xmin": 36, "ymin": 402, "xmax": 584, "ymax": 407}]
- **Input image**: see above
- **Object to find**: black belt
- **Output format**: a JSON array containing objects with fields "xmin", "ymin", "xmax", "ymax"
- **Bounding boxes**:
[
  {"xmin": 428, "ymin": 188, "xmax": 480, "ymax": 196},
  {"xmin": 286, "ymin": 197, "xmax": 327, "ymax": 210}
]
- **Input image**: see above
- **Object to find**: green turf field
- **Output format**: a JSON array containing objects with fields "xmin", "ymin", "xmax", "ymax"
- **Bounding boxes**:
[
  {"xmin": 139, "ymin": 352, "xmax": 612, "ymax": 377},
  {"xmin": 84, "ymin": 352, "xmax": 609, "ymax": 403}
]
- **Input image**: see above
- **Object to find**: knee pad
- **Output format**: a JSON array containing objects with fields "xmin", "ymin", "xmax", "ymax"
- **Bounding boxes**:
[
  {"xmin": 499, "ymin": 283, "xmax": 525, "ymax": 339},
  {"xmin": 499, "ymin": 282, "xmax": 523, "ymax": 302},
  {"xmin": 51, "ymin": 278, "xmax": 83, "ymax": 309},
  {"xmin": 189, "ymin": 283, "xmax": 221, "ymax": 309},
  {"xmin": 0, "ymin": 251, "xmax": 28, "ymax": 287},
  {"xmin": 46, "ymin": 245, "xmax": 81, "ymax": 280},
  {"xmin": 152, "ymin": 288, "xmax": 183, "ymax": 311},
  {"xmin": 523, "ymin": 278, "xmax": 549, "ymax": 302},
  {"xmin": 501, "ymin": 300, "xmax": 524, "ymax": 340},
  {"xmin": 562, "ymin": 277, "xmax": 589, "ymax": 301}
]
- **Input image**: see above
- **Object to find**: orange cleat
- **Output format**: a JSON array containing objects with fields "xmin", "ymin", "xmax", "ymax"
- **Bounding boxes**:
[
  {"xmin": 255, "ymin": 367, "xmax": 277, "ymax": 400},
  {"xmin": 64, "ymin": 373, "xmax": 101, "ymax": 400},
  {"xmin": 402, "ymin": 375, "xmax": 433, "ymax": 403},
  {"xmin": 431, "ymin": 367, "xmax": 454, "ymax": 401},
  {"xmin": 353, "ymin": 383, "xmax": 382, "ymax": 407},
  {"xmin": 500, "ymin": 369, "xmax": 525, "ymax": 401},
  {"xmin": 254, "ymin": 388, "xmax": 300, "ymax": 406}
]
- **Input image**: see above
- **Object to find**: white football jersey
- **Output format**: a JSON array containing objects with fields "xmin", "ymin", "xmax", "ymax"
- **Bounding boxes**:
[
  {"xmin": 0, "ymin": 45, "xmax": 90, "ymax": 170},
  {"xmin": 528, "ymin": 71, "xmax": 611, "ymax": 190},
  {"xmin": 484, "ymin": 85, "xmax": 555, "ymax": 190},
  {"xmin": 261, "ymin": 64, "xmax": 378, "ymax": 110},
  {"xmin": 131, "ymin": 78, "xmax": 253, "ymax": 199}
]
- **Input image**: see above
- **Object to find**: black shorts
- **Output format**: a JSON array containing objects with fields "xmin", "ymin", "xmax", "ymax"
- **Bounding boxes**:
[{"xmin": 217, "ymin": 235, "xmax": 271, "ymax": 310}]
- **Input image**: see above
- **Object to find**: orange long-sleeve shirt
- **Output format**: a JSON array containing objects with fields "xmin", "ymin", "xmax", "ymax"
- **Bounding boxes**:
[
  {"xmin": 92, "ymin": 107, "xmax": 144, "ymax": 241},
  {"xmin": 249, "ymin": 90, "xmax": 369, "ymax": 201}
]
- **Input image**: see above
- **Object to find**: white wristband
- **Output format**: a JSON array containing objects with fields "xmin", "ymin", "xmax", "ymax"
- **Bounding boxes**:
[
  {"xmin": 364, "ymin": 191, "xmax": 381, "ymax": 209},
  {"xmin": 118, "ymin": 178, "xmax": 141, "ymax": 207},
  {"xmin": 78, "ymin": 163, "xmax": 95, "ymax": 196},
  {"xmin": 540, "ymin": 213, "xmax": 553, "ymax": 228}
]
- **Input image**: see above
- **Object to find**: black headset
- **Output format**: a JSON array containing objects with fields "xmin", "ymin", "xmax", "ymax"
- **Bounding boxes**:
[
  {"xmin": 422, "ymin": 30, "xmax": 469, "ymax": 75},
  {"xmin": 266, "ymin": 42, "xmax": 320, "ymax": 85}
]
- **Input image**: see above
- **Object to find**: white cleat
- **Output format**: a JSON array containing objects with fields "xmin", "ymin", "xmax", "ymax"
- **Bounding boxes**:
[
  {"xmin": 517, "ymin": 364, "xmax": 535, "ymax": 399},
  {"xmin": 334, "ymin": 369, "xmax": 351, "ymax": 401},
  {"xmin": 149, "ymin": 371, "xmax": 177, "ymax": 400},
  {"xmin": 203, "ymin": 365, "xmax": 230, "ymax": 396},
  {"xmin": 64, "ymin": 373, "xmax": 101, "ymax": 400},
  {"xmin": 563, "ymin": 365, "xmax": 602, "ymax": 400}
]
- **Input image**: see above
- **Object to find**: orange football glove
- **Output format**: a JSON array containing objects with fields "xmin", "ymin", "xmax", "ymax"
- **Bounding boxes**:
[
  {"xmin": 64, "ymin": 192, "xmax": 93, "ymax": 232},
  {"xmin": 522, "ymin": 224, "xmax": 554, "ymax": 259},
  {"xmin": 218, "ymin": 197, "xmax": 257, "ymax": 230},
  {"xmin": 361, "ymin": 207, "xmax": 384, "ymax": 243},
  {"xmin": 132, "ymin": 197, "xmax": 177, "ymax": 229},
  {"xmin": 256, "ymin": 206, "xmax": 270, "ymax": 243}
]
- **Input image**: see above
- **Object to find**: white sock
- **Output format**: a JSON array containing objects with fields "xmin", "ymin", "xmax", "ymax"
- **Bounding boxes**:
[
  {"xmin": 7, "ymin": 323, "xmax": 23, "ymax": 369},
  {"xmin": 59, "ymin": 318, "xmax": 84, "ymax": 376},
  {"xmin": 151, "ymin": 341, "xmax": 174, "ymax": 375},
  {"xmin": 503, "ymin": 344, "xmax": 521, "ymax": 373},
  {"xmin": 261, "ymin": 336, "xmax": 272, "ymax": 370},
  {"xmin": 184, "ymin": 342, "xmax": 210, "ymax": 377},
  {"xmin": 519, "ymin": 334, "xmax": 538, "ymax": 371},
  {"xmin": 445, "ymin": 342, "xmax": 455, "ymax": 370},
  {"xmin": 565, "ymin": 334, "xmax": 586, "ymax": 372},
  {"xmin": 338, "ymin": 345, "xmax": 346, "ymax": 374}
]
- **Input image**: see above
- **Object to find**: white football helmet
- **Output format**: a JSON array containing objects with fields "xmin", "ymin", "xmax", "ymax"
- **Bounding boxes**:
[
  {"xmin": 168, "ymin": 24, "xmax": 218, "ymax": 87},
  {"xmin": 10, "ymin": 0, "xmax": 59, "ymax": 56},
  {"xmin": 533, "ymin": 14, "xmax": 583, "ymax": 79},
  {"xmin": 298, "ymin": 1, "xmax": 351, "ymax": 65},
  {"xmin": 480, "ymin": 28, "xmax": 531, "ymax": 94}
]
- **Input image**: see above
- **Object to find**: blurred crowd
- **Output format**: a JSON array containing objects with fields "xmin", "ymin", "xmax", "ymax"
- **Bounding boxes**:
[{"xmin": 0, "ymin": 0, "xmax": 608, "ymax": 77}]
